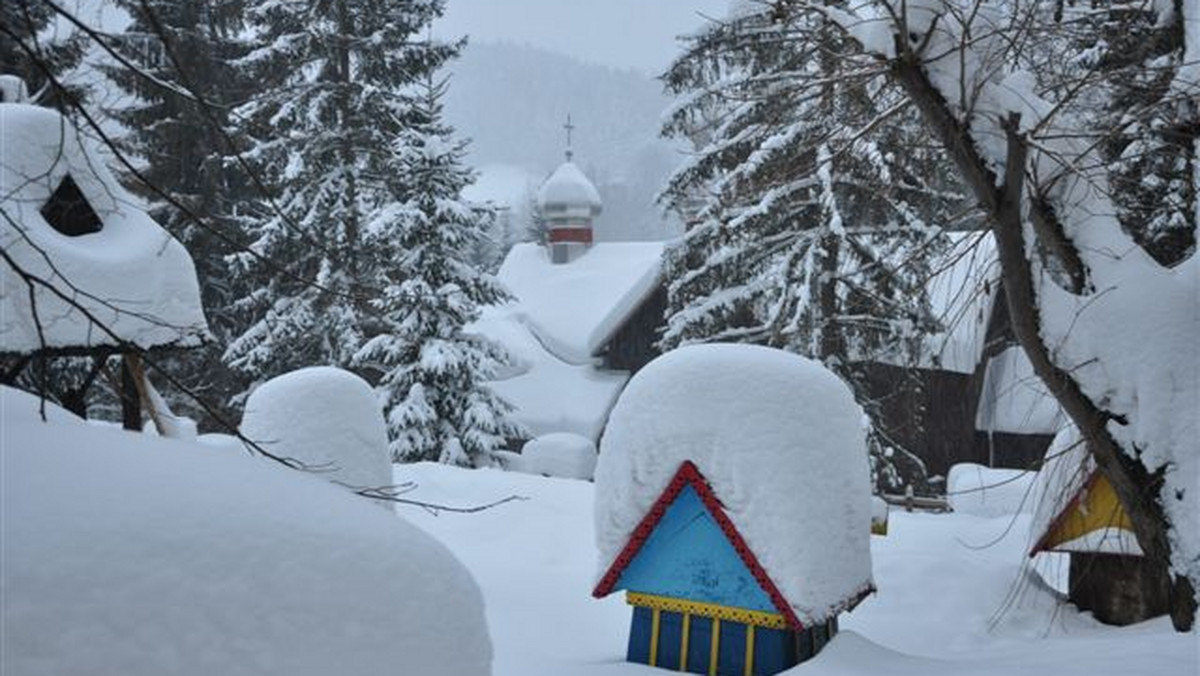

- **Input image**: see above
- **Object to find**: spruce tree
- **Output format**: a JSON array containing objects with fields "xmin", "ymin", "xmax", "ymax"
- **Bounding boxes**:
[
  {"xmin": 0, "ymin": 1, "xmax": 85, "ymax": 107},
  {"xmin": 354, "ymin": 78, "xmax": 523, "ymax": 466},
  {"xmin": 659, "ymin": 6, "xmax": 968, "ymax": 491},
  {"xmin": 106, "ymin": 0, "xmax": 253, "ymax": 424},
  {"xmin": 225, "ymin": 0, "xmax": 457, "ymax": 389}
]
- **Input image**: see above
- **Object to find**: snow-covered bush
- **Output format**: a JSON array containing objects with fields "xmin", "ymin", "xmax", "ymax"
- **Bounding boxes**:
[
  {"xmin": 521, "ymin": 433, "xmax": 597, "ymax": 480},
  {"xmin": 947, "ymin": 463, "xmax": 1037, "ymax": 518},
  {"xmin": 241, "ymin": 367, "xmax": 392, "ymax": 496},
  {"xmin": 2, "ymin": 404, "xmax": 492, "ymax": 675}
]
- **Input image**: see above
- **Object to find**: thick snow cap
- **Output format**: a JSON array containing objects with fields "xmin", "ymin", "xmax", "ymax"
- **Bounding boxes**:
[
  {"xmin": 595, "ymin": 343, "xmax": 874, "ymax": 625},
  {"xmin": 241, "ymin": 367, "xmax": 392, "ymax": 495},
  {"xmin": 537, "ymin": 161, "xmax": 602, "ymax": 212},
  {"xmin": 2, "ymin": 405, "xmax": 491, "ymax": 676},
  {"xmin": 0, "ymin": 103, "xmax": 208, "ymax": 353}
]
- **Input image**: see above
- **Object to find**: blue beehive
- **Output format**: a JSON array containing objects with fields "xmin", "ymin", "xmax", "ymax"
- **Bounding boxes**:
[
  {"xmin": 591, "ymin": 345, "xmax": 876, "ymax": 676},
  {"xmin": 594, "ymin": 461, "xmax": 858, "ymax": 675}
]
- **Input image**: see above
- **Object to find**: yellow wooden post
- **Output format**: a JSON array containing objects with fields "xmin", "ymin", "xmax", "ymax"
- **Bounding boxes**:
[
  {"xmin": 649, "ymin": 608, "xmax": 661, "ymax": 667},
  {"xmin": 680, "ymin": 613, "xmax": 690, "ymax": 672},
  {"xmin": 709, "ymin": 618, "xmax": 720, "ymax": 676},
  {"xmin": 743, "ymin": 624, "xmax": 756, "ymax": 676}
]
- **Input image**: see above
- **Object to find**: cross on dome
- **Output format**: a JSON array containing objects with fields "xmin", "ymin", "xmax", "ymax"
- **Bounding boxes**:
[{"xmin": 564, "ymin": 113, "xmax": 575, "ymax": 161}]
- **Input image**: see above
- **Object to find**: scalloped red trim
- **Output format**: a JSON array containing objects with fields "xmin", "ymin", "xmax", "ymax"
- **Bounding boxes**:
[{"xmin": 592, "ymin": 460, "xmax": 805, "ymax": 630}]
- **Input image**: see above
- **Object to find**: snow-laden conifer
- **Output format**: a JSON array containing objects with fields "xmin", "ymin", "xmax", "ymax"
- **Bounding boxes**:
[
  {"xmin": 0, "ymin": 2, "xmax": 85, "ymax": 108},
  {"xmin": 106, "ymin": 0, "xmax": 253, "ymax": 422},
  {"xmin": 659, "ymin": 6, "xmax": 969, "ymax": 491},
  {"xmin": 354, "ymin": 78, "xmax": 523, "ymax": 466},
  {"xmin": 225, "ymin": 0, "xmax": 456, "ymax": 390}
]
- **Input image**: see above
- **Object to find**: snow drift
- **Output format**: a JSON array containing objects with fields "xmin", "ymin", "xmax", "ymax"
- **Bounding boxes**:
[{"xmin": 2, "ymin": 399, "xmax": 491, "ymax": 676}]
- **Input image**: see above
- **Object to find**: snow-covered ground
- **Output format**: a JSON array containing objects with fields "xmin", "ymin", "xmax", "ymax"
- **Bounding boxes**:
[
  {"xmin": 398, "ymin": 462, "xmax": 1199, "ymax": 676},
  {"xmin": 3, "ymin": 394, "xmax": 1194, "ymax": 675}
]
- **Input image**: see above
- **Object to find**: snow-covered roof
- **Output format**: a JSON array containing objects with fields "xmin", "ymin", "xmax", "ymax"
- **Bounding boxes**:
[
  {"xmin": 594, "ymin": 344, "xmax": 874, "ymax": 625},
  {"xmin": 537, "ymin": 160, "xmax": 602, "ymax": 211},
  {"xmin": 975, "ymin": 346, "xmax": 1063, "ymax": 435},
  {"xmin": 921, "ymin": 232, "xmax": 1000, "ymax": 373},
  {"xmin": 470, "ymin": 306, "xmax": 628, "ymax": 441},
  {"xmin": 2, "ymin": 390, "xmax": 491, "ymax": 676},
  {"xmin": 0, "ymin": 103, "xmax": 208, "ymax": 354},
  {"xmin": 495, "ymin": 242, "xmax": 664, "ymax": 364},
  {"xmin": 468, "ymin": 241, "xmax": 665, "ymax": 441},
  {"xmin": 241, "ymin": 367, "xmax": 393, "ymax": 496}
]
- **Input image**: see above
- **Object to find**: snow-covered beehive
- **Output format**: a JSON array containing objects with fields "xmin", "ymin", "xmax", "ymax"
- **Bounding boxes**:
[
  {"xmin": 1028, "ymin": 425, "xmax": 1165, "ymax": 625},
  {"xmin": 593, "ymin": 344, "xmax": 874, "ymax": 675},
  {"xmin": 0, "ymin": 97, "xmax": 207, "ymax": 355}
]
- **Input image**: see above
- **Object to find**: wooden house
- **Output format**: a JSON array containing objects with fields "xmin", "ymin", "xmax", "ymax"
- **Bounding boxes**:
[
  {"xmin": 856, "ymin": 233, "xmax": 1063, "ymax": 481},
  {"xmin": 1028, "ymin": 428, "xmax": 1168, "ymax": 625},
  {"xmin": 593, "ymin": 344, "xmax": 875, "ymax": 675},
  {"xmin": 0, "ymin": 80, "xmax": 208, "ymax": 428}
]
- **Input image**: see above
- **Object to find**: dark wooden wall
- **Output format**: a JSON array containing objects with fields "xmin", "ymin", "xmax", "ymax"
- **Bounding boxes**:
[
  {"xmin": 600, "ymin": 286, "xmax": 667, "ymax": 374},
  {"xmin": 855, "ymin": 360, "xmax": 1055, "ymax": 480}
]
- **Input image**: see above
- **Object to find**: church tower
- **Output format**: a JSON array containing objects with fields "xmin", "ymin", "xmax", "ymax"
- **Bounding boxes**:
[{"xmin": 537, "ymin": 115, "xmax": 602, "ymax": 264}]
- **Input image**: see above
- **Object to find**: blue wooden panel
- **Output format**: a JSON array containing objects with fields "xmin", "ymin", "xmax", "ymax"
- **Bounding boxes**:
[
  {"xmin": 752, "ymin": 627, "xmax": 797, "ymax": 675},
  {"xmin": 812, "ymin": 622, "xmax": 829, "ymax": 655},
  {"xmin": 657, "ymin": 611, "xmax": 683, "ymax": 670},
  {"xmin": 685, "ymin": 616, "xmax": 713, "ymax": 675},
  {"xmin": 796, "ymin": 625, "xmax": 814, "ymax": 663},
  {"xmin": 615, "ymin": 485, "xmax": 776, "ymax": 612},
  {"xmin": 627, "ymin": 606, "xmax": 652, "ymax": 665},
  {"xmin": 717, "ymin": 619, "xmax": 746, "ymax": 675}
]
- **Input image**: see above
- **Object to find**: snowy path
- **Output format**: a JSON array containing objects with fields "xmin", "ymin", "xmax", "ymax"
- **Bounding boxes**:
[{"xmin": 397, "ymin": 463, "xmax": 1198, "ymax": 676}]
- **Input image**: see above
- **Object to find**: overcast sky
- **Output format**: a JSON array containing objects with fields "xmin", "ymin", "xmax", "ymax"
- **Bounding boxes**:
[{"xmin": 434, "ymin": 0, "xmax": 730, "ymax": 75}]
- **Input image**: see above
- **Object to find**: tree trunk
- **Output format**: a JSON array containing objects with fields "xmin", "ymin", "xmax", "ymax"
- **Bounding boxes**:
[
  {"xmin": 888, "ymin": 53, "xmax": 1196, "ymax": 631},
  {"xmin": 120, "ymin": 354, "xmax": 142, "ymax": 432}
]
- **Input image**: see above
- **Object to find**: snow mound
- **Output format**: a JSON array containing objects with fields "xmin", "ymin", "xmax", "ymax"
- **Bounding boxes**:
[
  {"xmin": 537, "ymin": 160, "xmax": 602, "ymax": 210},
  {"xmin": 947, "ymin": 463, "xmax": 1037, "ymax": 518},
  {"xmin": 0, "ymin": 103, "xmax": 208, "ymax": 353},
  {"xmin": 521, "ymin": 433, "xmax": 597, "ymax": 480},
  {"xmin": 1, "ymin": 384, "xmax": 83, "ymax": 425},
  {"xmin": 595, "ymin": 344, "xmax": 873, "ymax": 624},
  {"xmin": 2, "ymin": 414, "xmax": 491, "ymax": 676},
  {"xmin": 241, "ymin": 367, "xmax": 392, "ymax": 496}
]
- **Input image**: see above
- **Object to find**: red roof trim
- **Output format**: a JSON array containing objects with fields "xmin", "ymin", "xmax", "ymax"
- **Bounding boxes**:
[
  {"xmin": 1029, "ymin": 470, "xmax": 1101, "ymax": 557},
  {"xmin": 592, "ymin": 460, "xmax": 805, "ymax": 630}
]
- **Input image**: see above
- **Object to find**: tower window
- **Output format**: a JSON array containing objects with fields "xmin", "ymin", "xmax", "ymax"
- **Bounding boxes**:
[{"xmin": 40, "ymin": 175, "xmax": 102, "ymax": 237}]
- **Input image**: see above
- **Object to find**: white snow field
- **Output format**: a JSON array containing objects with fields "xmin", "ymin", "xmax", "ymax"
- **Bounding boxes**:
[
  {"xmin": 398, "ymin": 461, "xmax": 1198, "ymax": 676},
  {"xmin": 3, "ymin": 389, "xmax": 1196, "ymax": 675},
  {"xmin": 1, "ymin": 389, "xmax": 490, "ymax": 676}
]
